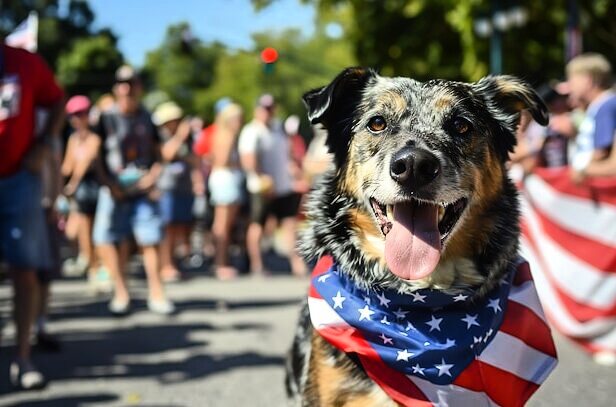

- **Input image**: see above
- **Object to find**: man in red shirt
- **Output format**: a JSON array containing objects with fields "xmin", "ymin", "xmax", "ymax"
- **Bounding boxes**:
[{"xmin": 0, "ymin": 43, "xmax": 64, "ymax": 390}]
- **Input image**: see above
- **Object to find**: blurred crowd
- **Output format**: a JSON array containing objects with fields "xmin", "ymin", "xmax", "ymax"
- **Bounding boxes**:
[
  {"xmin": 2, "ymin": 41, "xmax": 615, "ymax": 391},
  {"xmin": 0, "ymin": 43, "xmax": 333, "ymax": 390},
  {"xmin": 511, "ymin": 52, "xmax": 616, "ymax": 180}
]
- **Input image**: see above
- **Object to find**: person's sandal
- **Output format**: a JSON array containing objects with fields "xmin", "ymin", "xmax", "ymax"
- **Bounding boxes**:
[
  {"xmin": 10, "ymin": 360, "xmax": 47, "ymax": 390},
  {"xmin": 215, "ymin": 266, "xmax": 238, "ymax": 281}
]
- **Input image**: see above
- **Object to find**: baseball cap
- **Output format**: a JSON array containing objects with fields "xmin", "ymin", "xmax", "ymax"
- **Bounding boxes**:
[
  {"xmin": 214, "ymin": 97, "xmax": 232, "ymax": 114},
  {"xmin": 152, "ymin": 101, "xmax": 183, "ymax": 126},
  {"xmin": 257, "ymin": 93, "xmax": 275, "ymax": 109},
  {"xmin": 115, "ymin": 64, "xmax": 139, "ymax": 83},
  {"xmin": 65, "ymin": 95, "xmax": 91, "ymax": 115}
]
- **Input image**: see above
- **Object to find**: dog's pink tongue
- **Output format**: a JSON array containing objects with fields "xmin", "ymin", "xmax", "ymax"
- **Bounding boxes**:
[{"xmin": 384, "ymin": 201, "xmax": 441, "ymax": 280}]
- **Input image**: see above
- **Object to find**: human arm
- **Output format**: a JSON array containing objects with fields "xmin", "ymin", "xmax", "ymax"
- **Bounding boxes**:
[
  {"xmin": 161, "ymin": 118, "xmax": 192, "ymax": 162},
  {"xmin": 64, "ymin": 135, "xmax": 101, "ymax": 196}
]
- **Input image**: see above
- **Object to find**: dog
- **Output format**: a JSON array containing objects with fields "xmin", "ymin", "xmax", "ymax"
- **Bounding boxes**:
[{"xmin": 286, "ymin": 67, "xmax": 558, "ymax": 406}]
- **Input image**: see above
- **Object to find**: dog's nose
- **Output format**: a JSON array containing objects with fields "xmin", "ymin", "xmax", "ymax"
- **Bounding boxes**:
[{"xmin": 390, "ymin": 147, "xmax": 441, "ymax": 188}]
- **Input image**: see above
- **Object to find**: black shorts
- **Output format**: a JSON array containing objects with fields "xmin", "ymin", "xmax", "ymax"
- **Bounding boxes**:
[
  {"xmin": 74, "ymin": 178, "xmax": 99, "ymax": 215},
  {"xmin": 250, "ymin": 192, "xmax": 301, "ymax": 225}
]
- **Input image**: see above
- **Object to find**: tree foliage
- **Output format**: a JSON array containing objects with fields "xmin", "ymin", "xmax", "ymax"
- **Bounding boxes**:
[
  {"xmin": 142, "ymin": 23, "xmax": 226, "ymax": 116},
  {"xmin": 256, "ymin": 0, "xmax": 616, "ymax": 84},
  {"xmin": 143, "ymin": 18, "xmax": 356, "ymax": 123}
]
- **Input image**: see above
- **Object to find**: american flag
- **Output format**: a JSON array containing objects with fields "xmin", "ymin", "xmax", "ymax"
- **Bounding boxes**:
[
  {"xmin": 519, "ymin": 167, "xmax": 616, "ymax": 355},
  {"xmin": 308, "ymin": 256, "xmax": 557, "ymax": 407},
  {"xmin": 5, "ymin": 12, "xmax": 38, "ymax": 53}
]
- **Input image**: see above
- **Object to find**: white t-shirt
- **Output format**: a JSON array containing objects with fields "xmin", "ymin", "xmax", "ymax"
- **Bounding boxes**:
[{"xmin": 238, "ymin": 119, "xmax": 293, "ymax": 196}]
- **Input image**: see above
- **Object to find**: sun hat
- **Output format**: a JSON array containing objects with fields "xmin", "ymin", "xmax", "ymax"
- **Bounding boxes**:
[{"xmin": 152, "ymin": 101, "xmax": 184, "ymax": 126}]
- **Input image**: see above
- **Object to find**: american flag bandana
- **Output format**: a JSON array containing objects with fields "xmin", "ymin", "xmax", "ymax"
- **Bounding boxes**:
[{"xmin": 308, "ymin": 256, "xmax": 558, "ymax": 406}]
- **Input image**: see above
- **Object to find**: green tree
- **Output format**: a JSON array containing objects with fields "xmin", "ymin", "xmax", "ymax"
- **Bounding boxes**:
[
  {"xmin": 56, "ymin": 32, "xmax": 124, "ymax": 99},
  {"xmin": 142, "ymin": 22, "xmax": 225, "ymax": 115},
  {"xmin": 255, "ymin": 0, "xmax": 616, "ymax": 84}
]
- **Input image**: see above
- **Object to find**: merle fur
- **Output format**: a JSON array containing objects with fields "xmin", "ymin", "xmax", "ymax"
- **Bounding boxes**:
[{"xmin": 286, "ymin": 67, "xmax": 548, "ymax": 405}]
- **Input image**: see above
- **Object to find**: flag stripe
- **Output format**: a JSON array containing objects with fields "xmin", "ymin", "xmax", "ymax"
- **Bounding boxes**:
[
  {"xmin": 520, "ymin": 236, "xmax": 616, "ymax": 341},
  {"xmin": 532, "ymin": 167, "xmax": 616, "ymax": 206},
  {"xmin": 409, "ymin": 373, "xmax": 499, "ymax": 407},
  {"xmin": 499, "ymin": 300, "xmax": 556, "ymax": 357},
  {"xmin": 521, "ymin": 219, "xmax": 616, "ymax": 320},
  {"xmin": 523, "ymin": 174, "xmax": 616, "ymax": 246},
  {"xmin": 477, "ymin": 331, "xmax": 557, "ymax": 384},
  {"xmin": 521, "ymin": 200, "xmax": 616, "ymax": 309},
  {"xmin": 508, "ymin": 280, "xmax": 548, "ymax": 323},
  {"xmin": 527, "ymin": 198, "xmax": 616, "ymax": 272}
]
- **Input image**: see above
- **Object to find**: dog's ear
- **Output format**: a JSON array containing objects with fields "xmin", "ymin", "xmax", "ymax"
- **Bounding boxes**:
[
  {"xmin": 303, "ymin": 67, "xmax": 377, "ymax": 167},
  {"xmin": 472, "ymin": 75, "xmax": 549, "ymax": 160},
  {"xmin": 303, "ymin": 67, "xmax": 377, "ymax": 126},
  {"xmin": 473, "ymin": 75, "xmax": 549, "ymax": 126}
]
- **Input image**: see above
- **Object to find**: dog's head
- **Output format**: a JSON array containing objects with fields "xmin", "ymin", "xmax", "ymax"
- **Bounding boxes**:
[{"xmin": 303, "ymin": 67, "xmax": 547, "ymax": 291}]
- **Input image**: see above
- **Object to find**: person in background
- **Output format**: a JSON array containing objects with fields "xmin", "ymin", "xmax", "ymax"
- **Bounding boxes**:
[
  {"xmin": 208, "ymin": 103, "xmax": 244, "ymax": 280},
  {"xmin": 60, "ymin": 95, "xmax": 110, "ymax": 293},
  {"xmin": 284, "ymin": 115, "xmax": 309, "ymax": 195},
  {"xmin": 0, "ymin": 43, "xmax": 64, "ymax": 390},
  {"xmin": 510, "ymin": 84, "xmax": 572, "ymax": 173},
  {"xmin": 153, "ymin": 101, "xmax": 204, "ymax": 282},
  {"xmin": 238, "ymin": 94, "xmax": 306, "ymax": 276},
  {"xmin": 93, "ymin": 65, "xmax": 173, "ymax": 315},
  {"xmin": 565, "ymin": 53, "xmax": 616, "ymax": 183}
]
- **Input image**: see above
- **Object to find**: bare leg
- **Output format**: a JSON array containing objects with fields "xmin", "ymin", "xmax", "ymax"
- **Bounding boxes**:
[
  {"xmin": 246, "ymin": 222, "xmax": 265, "ymax": 275},
  {"xmin": 13, "ymin": 270, "xmax": 40, "ymax": 360},
  {"xmin": 160, "ymin": 225, "xmax": 179, "ymax": 280},
  {"xmin": 97, "ymin": 243, "xmax": 129, "ymax": 303},
  {"xmin": 281, "ymin": 217, "xmax": 307, "ymax": 276},
  {"xmin": 142, "ymin": 245, "xmax": 165, "ymax": 302},
  {"xmin": 77, "ymin": 214, "xmax": 95, "ymax": 268},
  {"xmin": 213, "ymin": 204, "xmax": 239, "ymax": 279}
]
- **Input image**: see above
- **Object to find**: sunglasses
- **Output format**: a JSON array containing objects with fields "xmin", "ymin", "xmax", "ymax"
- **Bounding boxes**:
[{"xmin": 69, "ymin": 110, "xmax": 89, "ymax": 118}]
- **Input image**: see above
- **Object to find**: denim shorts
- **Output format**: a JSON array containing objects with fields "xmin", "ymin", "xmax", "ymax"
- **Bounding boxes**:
[
  {"xmin": 159, "ymin": 190, "xmax": 194, "ymax": 225},
  {"xmin": 93, "ymin": 187, "xmax": 162, "ymax": 246},
  {"xmin": 0, "ymin": 170, "xmax": 52, "ymax": 270}
]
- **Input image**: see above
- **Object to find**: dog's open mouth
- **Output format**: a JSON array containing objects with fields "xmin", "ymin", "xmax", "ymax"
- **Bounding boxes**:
[{"xmin": 369, "ymin": 197, "xmax": 468, "ymax": 281}]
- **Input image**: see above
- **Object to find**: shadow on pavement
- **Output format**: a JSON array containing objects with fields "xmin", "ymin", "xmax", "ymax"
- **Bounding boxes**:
[
  {"xmin": 5, "ymin": 393, "xmax": 119, "ymax": 407},
  {"xmin": 0, "ymin": 321, "xmax": 277, "ymax": 394}
]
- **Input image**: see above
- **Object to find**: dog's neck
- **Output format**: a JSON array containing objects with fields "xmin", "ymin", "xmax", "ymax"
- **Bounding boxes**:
[{"xmin": 299, "ymin": 169, "xmax": 520, "ymax": 298}]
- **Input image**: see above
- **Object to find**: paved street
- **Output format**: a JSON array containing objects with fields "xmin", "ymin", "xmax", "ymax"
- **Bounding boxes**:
[{"xmin": 0, "ymin": 270, "xmax": 614, "ymax": 407}]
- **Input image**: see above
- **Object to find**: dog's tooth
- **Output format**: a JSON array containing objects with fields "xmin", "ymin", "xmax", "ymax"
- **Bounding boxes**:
[
  {"xmin": 438, "ymin": 205, "xmax": 445, "ymax": 222},
  {"xmin": 386, "ymin": 205, "xmax": 394, "ymax": 221}
]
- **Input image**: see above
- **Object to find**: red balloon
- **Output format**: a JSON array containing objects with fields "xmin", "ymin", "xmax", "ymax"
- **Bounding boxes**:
[{"xmin": 261, "ymin": 47, "xmax": 279, "ymax": 64}]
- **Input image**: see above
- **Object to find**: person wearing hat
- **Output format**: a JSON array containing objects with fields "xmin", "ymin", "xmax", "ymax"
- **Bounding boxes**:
[
  {"xmin": 92, "ymin": 65, "xmax": 174, "ymax": 315},
  {"xmin": 61, "ymin": 95, "xmax": 111, "ymax": 293},
  {"xmin": 153, "ymin": 101, "xmax": 204, "ymax": 282},
  {"xmin": 238, "ymin": 94, "xmax": 306, "ymax": 276}
]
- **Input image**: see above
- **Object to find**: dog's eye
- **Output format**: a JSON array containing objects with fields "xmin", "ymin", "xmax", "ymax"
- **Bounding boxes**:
[
  {"xmin": 452, "ymin": 117, "xmax": 472, "ymax": 135},
  {"xmin": 367, "ymin": 116, "xmax": 387, "ymax": 133}
]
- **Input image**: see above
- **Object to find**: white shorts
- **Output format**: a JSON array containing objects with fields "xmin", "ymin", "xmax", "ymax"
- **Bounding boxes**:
[{"xmin": 208, "ymin": 168, "xmax": 244, "ymax": 206}]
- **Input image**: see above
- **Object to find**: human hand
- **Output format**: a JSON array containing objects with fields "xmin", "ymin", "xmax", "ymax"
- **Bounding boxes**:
[
  {"xmin": 176, "ymin": 119, "xmax": 192, "ymax": 142},
  {"xmin": 571, "ymin": 168, "xmax": 587, "ymax": 185}
]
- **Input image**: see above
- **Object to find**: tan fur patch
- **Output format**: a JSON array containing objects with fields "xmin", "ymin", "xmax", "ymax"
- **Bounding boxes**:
[
  {"xmin": 377, "ymin": 91, "xmax": 407, "ymax": 115},
  {"xmin": 309, "ymin": 334, "xmax": 399, "ymax": 407},
  {"xmin": 348, "ymin": 208, "xmax": 386, "ymax": 265},
  {"xmin": 434, "ymin": 95, "xmax": 454, "ymax": 110}
]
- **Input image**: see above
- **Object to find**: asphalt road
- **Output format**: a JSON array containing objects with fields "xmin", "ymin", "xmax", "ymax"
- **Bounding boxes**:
[{"xmin": 0, "ymin": 270, "xmax": 614, "ymax": 407}]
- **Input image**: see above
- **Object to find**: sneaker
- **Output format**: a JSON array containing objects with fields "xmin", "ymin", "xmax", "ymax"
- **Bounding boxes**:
[
  {"xmin": 108, "ymin": 297, "xmax": 131, "ymax": 315},
  {"xmin": 593, "ymin": 350, "xmax": 616, "ymax": 366},
  {"xmin": 88, "ymin": 267, "xmax": 113, "ymax": 294},
  {"xmin": 147, "ymin": 298, "xmax": 175, "ymax": 315},
  {"xmin": 10, "ymin": 360, "xmax": 46, "ymax": 390}
]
